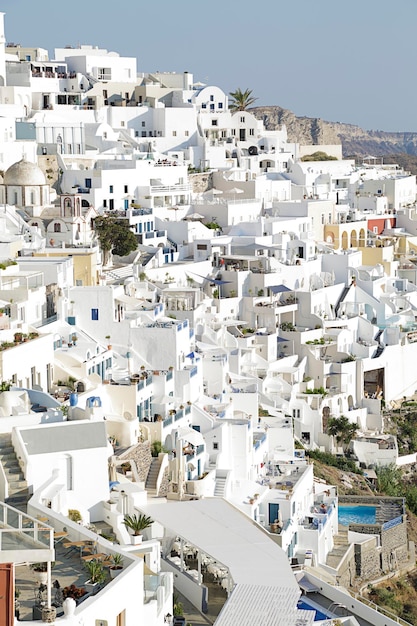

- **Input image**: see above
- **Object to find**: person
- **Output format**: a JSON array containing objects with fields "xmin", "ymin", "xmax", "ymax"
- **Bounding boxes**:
[{"xmin": 320, "ymin": 503, "xmax": 327, "ymax": 513}]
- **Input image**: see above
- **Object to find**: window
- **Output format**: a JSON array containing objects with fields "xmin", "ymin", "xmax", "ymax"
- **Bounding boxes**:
[
  {"xmin": 121, "ymin": 121, "xmax": 125, "ymax": 127},
  {"xmin": 103, "ymin": 90, "xmax": 108, "ymax": 99},
  {"xmin": 210, "ymin": 103, "xmax": 215, "ymax": 111},
  {"xmin": 185, "ymin": 130, "xmax": 189, "ymax": 136},
  {"xmin": 172, "ymin": 131, "xmax": 177, "ymax": 137},
  {"xmin": 103, "ymin": 199, "xmax": 107, "ymax": 208},
  {"xmin": 218, "ymin": 102, "xmax": 223, "ymax": 109},
  {"xmin": 210, "ymin": 95, "xmax": 214, "ymax": 101},
  {"xmin": 54, "ymin": 223, "xmax": 61, "ymax": 233},
  {"xmin": 103, "ymin": 132, "xmax": 107, "ymax": 139},
  {"xmin": 197, "ymin": 244, "xmax": 207, "ymax": 250},
  {"xmin": 283, "ymin": 161, "xmax": 287, "ymax": 168},
  {"xmin": 98, "ymin": 67, "xmax": 111, "ymax": 80},
  {"xmin": 85, "ymin": 178, "xmax": 92, "ymax": 188},
  {"xmin": 135, "ymin": 131, "xmax": 139, "ymax": 137},
  {"xmin": 213, "ymin": 442, "xmax": 218, "ymax": 450},
  {"xmin": 249, "ymin": 129, "xmax": 254, "ymax": 135},
  {"xmin": 109, "ymin": 199, "xmax": 114, "ymax": 210},
  {"xmin": 142, "ymin": 131, "xmax": 146, "ymax": 137},
  {"xmin": 212, "ymin": 119, "xmax": 218, "ymax": 126},
  {"xmin": 142, "ymin": 121, "xmax": 146, "ymax": 127},
  {"xmin": 91, "ymin": 308, "xmax": 99, "ymax": 320},
  {"xmin": 231, "ymin": 129, "xmax": 236, "ymax": 136},
  {"xmin": 201, "ymin": 103, "xmax": 206, "ymax": 109},
  {"xmin": 240, "ymin": 116, "xmax": 245, "ymax": 123},
  {"xmin": 124, "ymin": 185, "xmax": 128, "ymax": 193},
  {"xmin": 373, "ymin": 226, "xmax": 378, "ymax": 234},
  {"xmin": 321, "ymin": 214, "xmax": 325, "ymax": 224},
  {"xmin": 125, "ymin": 92, "xmax": 129, "ymax": 100},
  {"xmin": 109, "ymin": 185, "xmax": 113, "ymax": 193},
  {"xmin": 292, "ymin": 409, "xmax": 300, "ymax": 419}
]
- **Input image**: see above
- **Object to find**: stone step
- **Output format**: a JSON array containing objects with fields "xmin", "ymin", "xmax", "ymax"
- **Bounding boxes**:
[
  {"xmin": 0, "ymin": 447, "xmax": 15, "ymax": 457},
  {"xmin": 4, "ymin": 464, "xmax": 22, "ymax": 475}
]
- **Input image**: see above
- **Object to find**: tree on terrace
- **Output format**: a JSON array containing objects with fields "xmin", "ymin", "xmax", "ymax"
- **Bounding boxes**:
[
  {"xmin": 94, "ymin": 216, "xmax": 137, "ymax": 266},
  {"xmin": 327, "ymin": 415, "xmax": 359, "ymax": 450},
  {"xmin": 229, "ymin": 88, "xmax": 258, "ymax": 112}
]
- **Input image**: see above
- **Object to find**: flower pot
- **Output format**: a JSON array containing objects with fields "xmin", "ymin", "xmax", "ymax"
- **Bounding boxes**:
[
  {"xmin": 63, "ymin": 598, "xmax": 76, "ymax": 617},
  {"xmin": 34, "ymin": 571, "xmax": 48, "ymax": 585},
  {"xmin": 85, "ymin": 580, "xmax": 101, "ymax": 593},
  {"xmin": 109, "ymin": 567, "xmax": 123, "ymax": 579},
  {"xmin": 131, "ymin": 534, "xmax": 143, "ymax": 545},
  {"xmin": 41, "ymin": 606, "xmax": 56, "ymax": 623}
]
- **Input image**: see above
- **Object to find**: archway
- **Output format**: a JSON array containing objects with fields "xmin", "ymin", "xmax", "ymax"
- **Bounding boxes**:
[
  {"xmin": 341, "ymin": 231, "xmax": 348, "ymax": 250},
  {"xmin": 359, "ymin": 228, "xmax": 366, "ymax": 247},
  {"xmin": 351, "ymin": 230, "xmax": 357, "ymax": 247}
]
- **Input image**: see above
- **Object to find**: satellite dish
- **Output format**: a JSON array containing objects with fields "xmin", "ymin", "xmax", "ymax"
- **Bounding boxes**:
[{"xmin": 123, "ymin": 411, "xmax": 135, "ymax": 421}]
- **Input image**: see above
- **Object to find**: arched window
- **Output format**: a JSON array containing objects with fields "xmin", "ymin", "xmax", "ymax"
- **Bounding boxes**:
[{"xmin": 54, "ymin": 223, "xmax": 61, "ymax": 233}]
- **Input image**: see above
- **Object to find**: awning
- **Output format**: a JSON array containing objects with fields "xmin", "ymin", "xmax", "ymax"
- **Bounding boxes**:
[
  {"xmin": 176, "ymin": 426, "xmax": 205, "ymax": 447},
  {"xmin": 295, "ymin": 573, "xmax": 320, "ymax": 593},
  {"xmin": 269, "ymin": 284, "xmax": 293, "ymax": 294}
]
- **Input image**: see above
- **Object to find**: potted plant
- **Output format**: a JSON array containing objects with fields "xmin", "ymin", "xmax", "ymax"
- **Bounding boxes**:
[
  {"xmin": 68, "ymin": 509, "xmax": 82, "ymax": 523},
  {"xmin": 62, "ymin": 584, "xmax": 87, "ymax": 602},
  {"xmin": 105, "ymin": 335, "xmax": 112, "ymax": 350},
  {"xmin": 123, "ymin": 513, "xmax": 153, "ymax": 545},
  {"xmin": 30, "ymin": 562, "xmax": 52, "ymax": 585},
  {"xmin": 84, "ymin": 559, "xmax": 106, "ymax": 589},
  {"xmin": 109, "ymin": 553, "xmax": 124, "ymax": 579}
]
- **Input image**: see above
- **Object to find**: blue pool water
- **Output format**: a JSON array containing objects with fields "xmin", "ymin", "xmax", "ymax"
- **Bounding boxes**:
[
  {"xmin": 297, "ymin": 599, "xmax": 329, "ymax": 621},
  {"xmin": 338, "ymin": 504, "xmax": 376, "ymax": 526}
]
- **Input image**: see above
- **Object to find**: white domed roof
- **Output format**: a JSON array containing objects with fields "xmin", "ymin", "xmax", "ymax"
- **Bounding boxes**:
[{"xmin": 4, "ymin": 158, "xmax": 46, "ymax": 186}]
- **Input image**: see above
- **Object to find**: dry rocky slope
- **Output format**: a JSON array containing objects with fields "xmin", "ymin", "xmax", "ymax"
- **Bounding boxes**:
[{"xmin": 251, "ymin": 105, "xmax": 417, "ymax": 158}]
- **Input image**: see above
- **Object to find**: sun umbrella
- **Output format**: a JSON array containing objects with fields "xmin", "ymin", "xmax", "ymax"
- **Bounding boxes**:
[
  {"xmin": 176, "ymin": 426, "xmax": 205, "ymax": 447},
  {"xmin": 228, "ymin": 187, "xmax": 244, "ymax": 202}
]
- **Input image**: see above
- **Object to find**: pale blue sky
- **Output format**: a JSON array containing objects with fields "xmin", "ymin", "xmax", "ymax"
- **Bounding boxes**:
[{"xmin": 2, "ymin": 0, "xmax": 416, "ymax": 132}]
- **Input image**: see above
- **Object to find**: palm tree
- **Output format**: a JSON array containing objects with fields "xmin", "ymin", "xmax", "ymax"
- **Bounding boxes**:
[
  {"xmin": 327, "ymin": 415, "xmax": 358, "ymax": 450},
  {"xmin": 229, "ymin": 88, "xmax": 258, "ymax": 112}
]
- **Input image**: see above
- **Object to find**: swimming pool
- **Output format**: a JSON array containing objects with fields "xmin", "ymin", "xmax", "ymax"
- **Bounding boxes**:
[
  {"xmin": 297, "ymin": 598, "xmax": 329, "ymax": 621},
  {"xmin": 338, "ymin": 504, "xmax": 376, "ymax": 526}
]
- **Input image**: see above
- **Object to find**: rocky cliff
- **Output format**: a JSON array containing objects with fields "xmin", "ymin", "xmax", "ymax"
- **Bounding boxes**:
[{"xmin": 251, "ymin": 106, "xmax": 417, "ymax": 158}]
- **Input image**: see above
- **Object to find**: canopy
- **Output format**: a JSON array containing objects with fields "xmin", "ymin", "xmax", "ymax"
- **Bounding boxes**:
[
  {"xmin": 176, "ymin": 426, "xmax": 205, "ymax": 447},
  {"xmin": 269, "ymin": 284, "xmax": 293, "ymax": 294}
]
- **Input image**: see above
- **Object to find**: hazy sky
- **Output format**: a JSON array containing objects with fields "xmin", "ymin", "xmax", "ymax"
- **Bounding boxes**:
[{"xmin": 2, "ymin": 0, "xmax": 416, "ymax": 132}]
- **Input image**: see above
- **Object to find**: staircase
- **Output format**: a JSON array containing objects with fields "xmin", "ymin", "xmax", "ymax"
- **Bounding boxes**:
[
  {"xmin": 0, "ymin": 433, "xmax": 30, "ymax": 511},
  {"xmin": 145, "ymin": 457, "xmax": 162, "ymax": 493},
  {"xmin": 325, "ymin": 529, "xmax": 350, "ymax": 569},
  {"xmin": 376, "ymin": 501, "xmax": 402, "ymax": 524},
  {"xmin": 213, "ymin": 470, "xmax": 229, "ymax": 497},
  {"xmin": 335, "ymin": 286, "xmax": 350, "ymax": 317},
  {"xmin": 94, "ymin": 520, "xmax": 118, "ymax": 543}
]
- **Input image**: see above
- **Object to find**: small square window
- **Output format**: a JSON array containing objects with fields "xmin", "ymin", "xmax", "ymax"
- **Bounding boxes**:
[
  {"xmin": 172, "ymin": 130, "xmax": 177, "ymax": 137},
  {"xmin": 91, "ymin": 308, "xmax": 99, "ymax": 321},
  {"xmin": 218, "ymin": 102, "xmax": 223, "ymax": 109},
  {"xmin": 213, "ymin": 442, "xmax": 219, "ymax": 450},
  {"xmin": 142, "ymin": 121, "xmax": 146, "ymax": 127},
  {"xmin": 202, "ymin": 103, "xmax": 206, "ymax": 109},
  {"xmin": 212, "ymin": 119, "xmax": 218, "ymax": 126}
]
